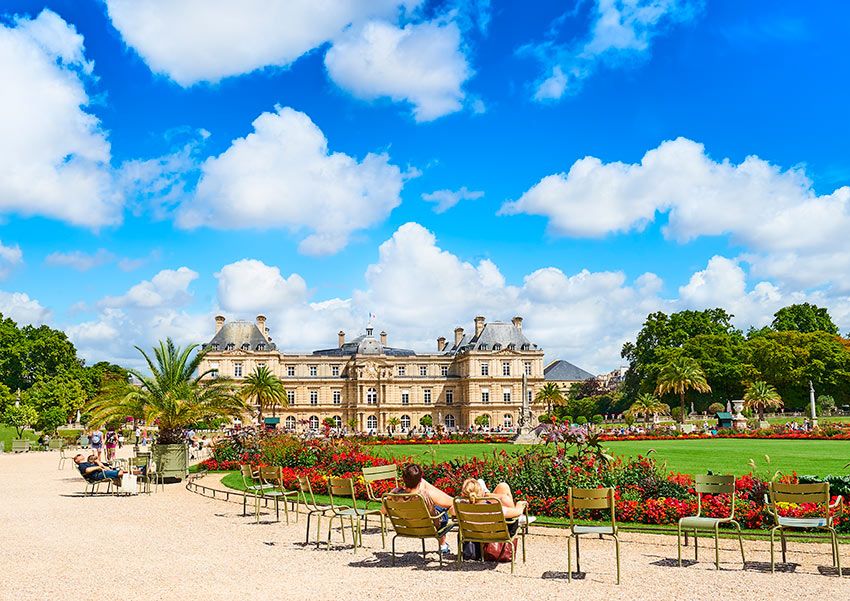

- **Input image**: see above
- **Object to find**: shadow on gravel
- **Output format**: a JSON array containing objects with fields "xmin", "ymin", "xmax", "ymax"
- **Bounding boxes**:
[
  {"xmin": 542, "ymin": 570, "xmax": 584, "ymax": 580},
  {"xmin": 744, "ymin": 561, "xmax": 798, "ymax": 573},
  {"xmin": 347, "ymin": 551, "xmax": 499, "ymax": 572},
  {"xmin": 650, "ymin": 558, "xmax": 698, "ymax": 568}
]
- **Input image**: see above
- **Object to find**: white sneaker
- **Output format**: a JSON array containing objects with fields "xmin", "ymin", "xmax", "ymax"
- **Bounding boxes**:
[{"xmin": 440, "ymin": 543, "xmax": 451, "ymax": 554}]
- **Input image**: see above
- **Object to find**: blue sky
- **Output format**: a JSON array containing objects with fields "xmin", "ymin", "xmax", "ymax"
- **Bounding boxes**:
[{"xmin": 1, "ymin": 0, "xmax": 849, "ymax": 372}]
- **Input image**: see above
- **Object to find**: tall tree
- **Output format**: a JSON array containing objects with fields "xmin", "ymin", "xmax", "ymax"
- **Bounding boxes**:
[
  {"xmin": 241, "ymin": 364, "xmax": 286, "ymax": 423},
  {"xmin": 535, "ymin": 382, "xmax": 565, "ymax": 414},
  {"xmin": 625, "ymin": 393, "xmax": 669, "ymax": 427},
  {"xmin": 655, "ymin": 356, "xmax": 711, "ymax": 424},
  {"xmin": 771, "ymin": 303, "xmax": 838, "ymax": 334},
  {"xmin": 743, "ymin": 380, "xmax": 783, "ymax": 421}
]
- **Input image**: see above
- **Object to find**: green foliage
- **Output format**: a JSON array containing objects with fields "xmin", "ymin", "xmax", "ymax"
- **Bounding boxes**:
[
  {"xmin": 591, "ymin": 414, "xmax": 604, "ymax": 425},
  {"xmin": 473, "ymin": 414, "xmax": 490, "ymax": 427},
  {"xmin": 0, "ymin": 382, "xmax": 14, "ymax": 415},
  {"xmin": 575, "ymin": 415, "xmax": 588, "ymax": 425},
  {"xmin": 565, "ymin": 395, "xmax": 599, "ymax": 420},
  {"xmin": 655, "ymin": 356, "xmax": 711, "ymax": 423},
  {"xmin": 772, "ymin": 303, "xmax": 838, "ymax": 334},
  {"xmin": 419, "ymin": 415, "xmax": 433, "ymax": 428},
  {"xmin": 25, "ymin": 372, "xmax": 86, "ymax": 418},
  {"xmin": 534, "ymin": 382, "xmax": 565, "ymax": 414},
  {"xmin": 623, "ymin": 412, "xmax": 636, "ymax": 426},
  {"xmin": 3, "ymin": 404, "xmax": 37, "ymax": 437},
  {"xmin": 707, "ymin": 402, "xmax": 726, "ymax": 415},
  {"xmin": 241, "ymin": 364, "xmax": 285, "ymax": 421},
  {"xmin": 35, "ymin": 406, "xmax": 66, "ymax": 434},
  {"xmin": 625, "ymin": 393, "xmax": 669, "ymax": 426},
  {"xmin": 816, "ymin": 395, "xmax": 836, "ymax": 416},
  {"xmin": 743, "ymin": 380, "xmax": 783, "ymax": 420}
]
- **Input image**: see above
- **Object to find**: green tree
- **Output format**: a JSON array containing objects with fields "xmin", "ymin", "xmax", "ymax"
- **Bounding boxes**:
[
  {"xmin": 743, "ymin": 380, "xmax": 783, "ymax": 421},
  {"xmin": 625, "ymin": 393, "xmax": 669, "ymax": 427},
  {"xmin": 419, "ymin": 415, "xmax": 433, "ymax": 428},
  {"xmin": 26, "ymin": 372, "xmax": 86, "ymax": 419},
  {"xmin": 655, "ymin": 356, "xmax": 711, "ymax": 424},
  {"xmin": 474, "ymin": 414, "xmax": 490, "ymax": 427},
  {"xmin": 816, "ymin": 394, "xmax": 836, "ymax": 416},
  {"xmin": 387, "ymin": 416, "xmax": 400, "ymax": 433},
  {"xmin": 36, "ymin": 406, "xmax": 66, "ymax": 434},
  {"xmin": 535, "ymin": 382, "xmax": 565, "ymax": 414},
  {"xmin": 3, "ymin": 404, "xmax": 37, "ymax": 437},
  {"xmin": 0, "ymin": 382, "xmax": 14, "ymax": 415},
  {"xmin": 772, "ymin": 303, "xmax": 838, "ymax": 334},
  {"xmin": 707, "ymin": 402, "xmax": 725, "ymax": 415},
  {"xmin": 86, "ymin": 339, "xmax": 245, "ymax": 444},
  {"xmin": 241, "ymin": 364, "xmax": 285, "ymax": 423}
]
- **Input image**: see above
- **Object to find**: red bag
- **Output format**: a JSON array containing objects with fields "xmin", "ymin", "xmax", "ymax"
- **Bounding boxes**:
[{"xmin": 482, "ymin": 539, "xmax": 517, "ymax": 562}]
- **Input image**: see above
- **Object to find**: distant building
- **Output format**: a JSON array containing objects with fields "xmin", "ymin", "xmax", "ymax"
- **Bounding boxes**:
[
  {"xmin": 199, "ymin": 314, "xmax": 551, "ymax": 433},
  {"xmin": 543, "ymin": 359, "xmax": 594, "ymax": 395}
]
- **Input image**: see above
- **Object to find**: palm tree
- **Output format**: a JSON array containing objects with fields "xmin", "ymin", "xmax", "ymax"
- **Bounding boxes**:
[
  {"xmin": 241, "ymin": 364, "xmax": 285, "ymax": 424},
  {"xmin": 387, "ymin": 416, "xmax": 400, "ymax": 434},
  {"xmin": 743, "ymin": 380, "xmax": 783, "ymax": 422},
  {"xmin": 86, "ymin": 339, "xmax": 245, "ymax": 444},
  {"xmin": 655, "ymin": 356, "xmax": 711, "ymax": 425},
  {"xmin": 625, "ymin": 393, "xmax": 670, "ymax": 428},
  {"xmin": 535, "ymin": 382, "xmax": 565, "ymax": 415}
]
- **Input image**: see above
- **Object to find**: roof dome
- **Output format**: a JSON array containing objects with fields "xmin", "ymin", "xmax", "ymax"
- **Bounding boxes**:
[{"xmin": 357, "ymin": 336, "xmax": 384, "ymax": 355}]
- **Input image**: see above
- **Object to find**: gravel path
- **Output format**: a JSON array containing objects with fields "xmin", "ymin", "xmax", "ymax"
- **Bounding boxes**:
[{"xmin": 1, "ymin": 449, "xmax": 848, "ymax": 600}]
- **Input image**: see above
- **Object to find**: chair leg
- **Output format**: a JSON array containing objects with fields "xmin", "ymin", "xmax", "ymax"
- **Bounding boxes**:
[
  {"xmin": 421, "ymin": 538, "xmax": 426, "ymax": 560},
  {"xmin": 243, "ymin": 491, "xmax": 248, "ymax": 517},
  {"xmin": 350, "ymin": 517, "xmax": 358, "ymax": 553},
  {"xmin": 770, "ymin": 527, "xmax": 777, "ymax": 573},
  {"xmin": 305, "ymin": 512, "xmax": 312, "ymax": 544},
  {"xmin": 732, "ymin": 520, "xmax": 746, "ymax": 566},
  {"xmin": 780, "ymin": 530, "xmax": 787, "ymax": 564},
  {"xmin": 566, "ymin": 534, "xmax": 573, "ymax": 582},
  {"xmin": 391, "ymin": 535, "xmax": 397, "ymax": 566},
  {"xmin": 456, "ymin": 532, "xmax": 463, "ymax": 567},
  {"xmin": 275, "ymin": 497, "xmax": 280, "ymax": 522},
  {"xmin": 438, "ymin": 538, "xmax": 442, "ymax": 567},
  {"xmin": 677, "ymin": 522, "xmax": 683, "ymax": 567},
  {"xmin": 613, "ymin": 533, "xmax": 621, "ymax": 585},
  {"xmin": 521, "ymin": 530, "xmax": 526, "ymax": 563},
  {"xmin": 829, "ymin": 528, "xmax": 842, "ymax": 576},
  {"xmin": 693, "ymin": 529, "xmax": 698, "ymax": 561},
  {"xmin": 575, "ymin": 534, "xmax": 581, "ymax": 574},
  {"xmin": 714, "ymin": 524, "xmax": 721, "ymax": 570},
  {"xmin": 380, "ymin": 514, "xmax": 386, "ymax": 549}
]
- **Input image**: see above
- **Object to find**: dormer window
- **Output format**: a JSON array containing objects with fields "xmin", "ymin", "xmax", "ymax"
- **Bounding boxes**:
[
  {"xmin": 211, "ymin": 343, "xmax": 219, "ymax": 351},
  {"xmin": 241, "ymin": 343, "xmax": 250, "ymax": 351},
  {"xmin": 507, "ymin": 343, "xmax": 515, "ymax": 350},
  {"xmin": 225, "ymin": 343, "xmax": 235, "ymax": 351},
  {"xmin": 521, "ymin": 343, "xmax": 530, "ymax": 351},
  {"xmin": 257, "ymin": 343, "xmax": 265, "ymax": 351},
  {"xmin": 493, "ymin": 343, "xmax": 502, "ymax": 351},
  {"xmin": 479, "ymin": 344, "xmax": 488, "ymax": 351}
]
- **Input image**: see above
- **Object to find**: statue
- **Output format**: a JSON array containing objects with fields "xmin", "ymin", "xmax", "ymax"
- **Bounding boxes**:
[{"xmin": 513, "ymin": 373, "xmax": 539, "ymax": 444}]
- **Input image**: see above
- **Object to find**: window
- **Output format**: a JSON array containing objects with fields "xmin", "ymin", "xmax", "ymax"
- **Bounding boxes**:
[
  {"xmin": 256, "ymin": 362, "xmax": 265, "ymax": 370},
  {"xmin": 366, "ymin": 387, "xmax": 377, "ymax": 405},
  {"xmin": 233, "ymin": 362, "xmax": 243, "ymax": 378},
  {"xmin": 225, "ymin": 343, "xmax": 235, "ymax": 351},
  {"xmin": 480, "ymin": 362, "xmax": 489, "ymax": 376},
  {"xmin": 398, "ymin": 365, "xmax": 406, "ymax": 376},
  {"xmin": 309, "ymin": 365, "xmax": 317, "ymax": 377},
  {"xmin": 331, "ymin": 365, "xmax": 340, "ymax": 377},
  {"xmin": 308, "ymin": 415, "xmax": 319, "ymax": 430},
  {"xmin": 444, "ymin": 414, "xmax": 456, "ymax": 429},
  {"xmin": 332, "ymin": 390, "xmax": 341, "ymax": 405},
  {"xmin": 401, "ymin": 390, "xmax": 410, "ymax": 405},
  {"xmin": 257, "ymin": 343, "xmax": 265, "ymax": 351},
  {"xmin": 441, "ymin": 365, "xmax": 449, "ymax": 377},
  {"xmin": 241, "ymin": 343, "xmax": 250, "ymax": 351},
  {"xmin": 400, "ymin": 415, "xmax": 411, "ymax": 430},
  {"xmin": 423, "ymin": 389, "xmax": 432, "ymax": 404},
  {"xmin": 285, "ymin": 416, "xmax": 296, "ymax": 430},
  {"xmin": 419, "ymin": 365, "xmax": 427, "ymax": 377},
  {"xmin": 332, "ymin": 415, "xmax": 342, "ymax": 428},
  {"xmin": 503, "ymin": 414, "xmax": 513, "ymax": 428},
  {"xmin": 211, "ymin": 343, "xmax": 219, "ymax": 351},
  {"xmin": 309, "ymin": 390, "xmax": 318, "ymax": 405},
  {"xmin": 286, "ymin": 390, "xmax": 295, "ymax": 405},
  {"xmin": 209, "ymin": 361, "xmax": 219, "ymax": 379},
  {"xmin": 445, "ymin": 389, "xmax": 454, "ymax": 405},
  {"xmin": 287, "ymin": 365, "xmax": 295, "ymax": 377},
  {"xmin": 366, "ymin": 415, "xmax": 378, "ymax": 431},
  {"xmin": 527, "ymin": 390, "xmax": 533, "ymax": 404},
  {"xmin": 493, "ymin": 343, "xmax": 501, "ymax": 351},
  {"xmin": 524, "ymin": 361, "xmax": 532, "ymax": 376},
  {"xmin": 503, "ymin": 387, "xmax": 512, "ymax": 403},
  {"xmin": 502, "ymin": 361, "xmax": 511, "ymax": 376},
  {"xmin": 521, "ymin": 343, "xmax": 530, "ymax": 351},
  {"xmin": 481, "ymin": 387, "xmax": 490, "ymax": 404}
]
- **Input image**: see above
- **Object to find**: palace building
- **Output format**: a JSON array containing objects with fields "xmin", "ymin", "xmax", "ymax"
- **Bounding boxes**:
[{"xmin": 197, "ymin": 314, "xmax": 582, "ymax": 434}]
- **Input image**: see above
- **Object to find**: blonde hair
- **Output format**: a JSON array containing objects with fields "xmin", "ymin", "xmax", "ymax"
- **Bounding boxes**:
[{"xmin": 461, "ymin": 478, "xmax": 484, "ymax": 501}]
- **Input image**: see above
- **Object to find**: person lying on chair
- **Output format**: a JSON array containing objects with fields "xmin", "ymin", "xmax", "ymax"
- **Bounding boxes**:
[{"xmin": 74, "ymin": 454, "xmax": 125, "ymax": 482}]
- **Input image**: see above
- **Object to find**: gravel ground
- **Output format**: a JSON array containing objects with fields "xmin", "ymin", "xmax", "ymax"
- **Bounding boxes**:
[{"xmin": 1, "ymin": 449, "xmax": 849, "ymax": 600}]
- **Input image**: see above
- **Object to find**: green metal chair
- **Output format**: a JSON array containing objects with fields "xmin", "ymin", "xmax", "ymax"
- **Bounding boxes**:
[
  {"xmin": 57, "ymin": 446, "xmax": 70, "ymax": 470},
  {"xmin": 362, "ymin": 464, "xmax": 398, "ymax": 547},
  {"xmin": 327, "ymin": 477, "xmax": 382, "ymax": 553},
  {"xmin": 255, "ymin": 466, "xmax": 298, "ymax": 524},
  {"xmin": 382, "ymin": 492, "xmax": 455, "ymax": 566},
  {"xmin": 240, "ymin": 464, "xmax": 273, "ymax": 517},
  {"xmin": 767, "ymin": 481, "xmax": 843, "ymax": 575},
  {"xmin": 48, "ymin": 438, "xmax": 64, "ymax": 451},
  {"xmin": 11, "ymin": 439, "xmax": 30, "ymax": 453},
  {"xmin": 296, "ymin": 474, "xmax": 334, "ymax": 547},
  {"xmin": 677, "ymin": 474, "xmax": 745, "ymax": 570},
  {"xmin": 566, "ymin": 487, "xmax": 620, "ymax": 584},
  {"xmin": 454, "ymin": 496, "xmax": 523, "ymax": 574}
]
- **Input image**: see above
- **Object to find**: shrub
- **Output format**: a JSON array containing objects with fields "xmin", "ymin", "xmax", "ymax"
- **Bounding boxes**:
[
  {"xmin": 591, "ymin": 414, "xmax": 604, "ymax": 425},
  {"xmin": 707, "ymin": 402, "xmax": 725, "ymax": 415},
  {"xmin": 575, "ymin": 416, "xmax": 588, "ymax": 426}
]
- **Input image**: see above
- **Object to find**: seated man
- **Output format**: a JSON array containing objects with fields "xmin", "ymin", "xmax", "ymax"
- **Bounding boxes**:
[
  {"xmin": 387, "ymin": 463, "xmax": 455, "ymax": 554},
  {"xmin": 74, "ymin": 453, "xmax": 124, "ymax": 482}
]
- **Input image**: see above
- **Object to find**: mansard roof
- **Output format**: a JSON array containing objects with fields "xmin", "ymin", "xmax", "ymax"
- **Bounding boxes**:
[
  {"xmin": 448, "ymin": 321, "xmax": 540, "ymax": 353},
  {"xmin": 312, "ymin": 330, "xmax": 416, "ymax": 357},
  {"xmin": 544, "ymin": 359, "xmax": 594, "ymax": 381},
  {"xmin": 204, "ymin": 321, "xmax": 275, "ymax": 352}
]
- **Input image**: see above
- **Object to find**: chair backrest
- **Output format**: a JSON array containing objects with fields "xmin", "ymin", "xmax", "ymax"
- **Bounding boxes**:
[
  {"xmin": 240, "ymin": 464, "xmax": 254, "ymax": 484},
  {"xmin": 453, "ymin": 497, "xmax": 510, "ymax": 543},
  {"xmin": 296, "ymin": 474, "xmax": 321, "ymax": 508},
  {"xmin": 259, "ymin": 466, "xmax": 283, "ymax": 488},
  {"xmin": 48, "ymin": 439, "xmax": 64, "ymax": 450},
  {"xmin": 131, "ymin": 455, "xmax": 149, "ymax": 469},
  {"xmin": 692, "ymin": 474, "xmax": 736, "ymax": 518},
  {"xmin": 769, "ymin": 481, "xmax": 829, "ymax": 518},
  {"xmin": 568, "ymin": 487, "xmax": 616, "ymax": 526},
  {"xmin": 383, "ymin": 493, "xmax": 439, "ymax": 538},
  {"xmin": 362, "ymin": 464, "xmax": 399, "ymax": 500},
  {"xmin": 328, "ymin": 477, "xmax": 358, "ymax": 510}
]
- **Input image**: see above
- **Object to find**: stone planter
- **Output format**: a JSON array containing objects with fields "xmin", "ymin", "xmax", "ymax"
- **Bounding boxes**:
[{"xmin": 152, "ymin": 443, "xmax": 188, "ymax": 481}]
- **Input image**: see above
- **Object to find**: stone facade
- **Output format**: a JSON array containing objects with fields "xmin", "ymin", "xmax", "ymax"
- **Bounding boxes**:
[{"xmin": 198, "ymin": 314, "xmax": 548, "ymax": 433}]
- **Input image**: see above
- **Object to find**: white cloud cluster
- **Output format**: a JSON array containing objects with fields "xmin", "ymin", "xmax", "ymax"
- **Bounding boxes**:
[
  {"xmin": 524, "ymin": 0, "xmax": 701, "ymax": 101},
  {"xmin": 177, "ymin": 106, "xmax": 406, "ymax": 255},
  {"xmin": 0, "ymin": 241, "xmax": 23, "ymax": 279},
  {"xmin": 421, "ymin": 186, "xmax": 483, "ymax": 213},
  {"xmin": 325, "ymin": 19, "xmax": 472, "ymax": 121},
  {"xmin": 104, "ymin": 0, "xmax": 419, "ymax": 86},
  {"xmin": 45, "ymin": 249, "xmax": 113, "ymax": 272},
  {"xmin": 99, "ymin": 267, "xmax": 198, "ymax": 309},
  {"xmin": 0, "ymin": 290, "xmax": 50, "ymax": 325},
  {"xmin": 503, "ymin": 137, "xmax": 850, "ymax": 292},
  {"xmin": 0, "ymin": 9, "xmax": 120, "ymax": 228}
]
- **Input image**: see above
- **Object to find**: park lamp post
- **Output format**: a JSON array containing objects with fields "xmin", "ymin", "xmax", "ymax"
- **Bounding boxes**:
[{"xmin": 809, "ymin": 380, "xmax": 818, "ymax": 429}]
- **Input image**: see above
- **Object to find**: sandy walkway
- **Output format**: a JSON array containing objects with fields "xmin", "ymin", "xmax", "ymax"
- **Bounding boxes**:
[{"xmin": 1, "ymin": 449, "xmax": 848, "ymax": 600}]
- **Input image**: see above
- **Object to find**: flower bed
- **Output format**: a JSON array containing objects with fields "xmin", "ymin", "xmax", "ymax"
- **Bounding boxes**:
[
  {"xmin": 599, "ymin": 425, "xmax": 850, "ymax": 442},
  {"xmin": 202, "ymin": 430, "xmax": 847, "ymax": 532}
]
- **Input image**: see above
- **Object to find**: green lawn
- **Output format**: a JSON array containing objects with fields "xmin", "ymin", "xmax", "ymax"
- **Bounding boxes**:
[
  {"xmin": 0, "ymin": 425, "xmax": 38, "ymax": 452},
  {"xmin": 368, "ymin": 439, "xmax": 850, "ymax": 477}
]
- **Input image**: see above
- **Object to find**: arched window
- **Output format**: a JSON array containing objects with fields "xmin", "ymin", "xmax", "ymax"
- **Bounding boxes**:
[
  {"xmin": 400, "ymin": 414, "xmax": 411, "ymax": 430},
  {"xmin": 308, "ymin": 415, "xmax": 319, "ymax": 430},
  {"xmin": 332, "ymin": 415, "xmax": 342, "ymax": 428},
  {"xmin": 257, "ymin": 343, "xmax": 265, "ymax": 351},
  {"xmin": 241, "ymin": 343, "xmax": 250, "ymax": 351},
  {"xmin": 366, "ymin": 415, "xmax": 378, "ymax": 431},
  {"xmin": 503, "ymin": 413, "xmax": 513, "ymax": 428},
  {"xmin": 225, "ymin": 343, "xmax": 235, "ymax": 350},
  {"xmin": 444, "ymin": 414, "xmax": 456, "ymax": 429},
  {"xmin": 284, "ymin": 416, "xmax": 296, "ymax": 430},
  {"xmin": 366, "ymin": 387, "xmax": 377, "ymax": 405},
  {"xmin": 493, "ymin": 343, "xmax": 501, "ymax": 351}
]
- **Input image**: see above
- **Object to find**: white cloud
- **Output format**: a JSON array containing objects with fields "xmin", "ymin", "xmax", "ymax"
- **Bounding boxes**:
[
  {"xmin": 0, "ymin": 290, "xmax": 50, "ymax": 325},
  {"xmin": 45, "ymin": 249, "xmax": 113, "ymax": 272},
  {"xmin": 421, "ymin": 186, "xmax": 483, "ymax": 213},
  {"xmin": 523, "ymin": 0, "xmax": 701, "ymax": 101},
  {"xmin": 0, "ymin": 10, "xmax": 120, "ymax": 228},
  {"xmin": 0, "ymin": 241, "xmax": 23, "ymax": 279},
  {"xmin": 105, "ymin": 0, "xmax": 421, "ymax": 86},
  {"xmin": 177, "ymin": 106, "xmax": 406, "ymax": 255},
  {"xmin": 325, "ymin": 19, "xmax": 472, "ymax": 121},
  {"xmin": 216, "ymin": 260, "xmax": 308, "ymax": 314},
  {"xmin": 100, "ymin": 267, "xmax": 198, "ymax": 309},
  {"xmin": 503, "ymin": 137, "xmax": 850, "ymax": 292}
]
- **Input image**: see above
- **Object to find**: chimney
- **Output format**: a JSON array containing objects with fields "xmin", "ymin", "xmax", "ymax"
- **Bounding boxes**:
[
  {"xmin": 437, "ymin": 336, "xmax": 446, "ymax": 351},
  {"xmin": 256, "ymin": 315, "xmax": 267, "ymax": 339},
  {"xmin": 474, "ymin": 316, "xmax": 486, "ymax": 338},
  {"xmin": 512, "ymin": 316, "xmax": 523, "ymax": 331},
  {"xmin": 380, "ymin": 331, "xmax": 387, "ymax": 346},
  {"xmin": 454, "ymin": 327, "xmax": 464, "ymax": 346},
  {"xmin": 215, "ymin": 315, "xmax": 225, "ymax": 334},
  {"xmin": 338, "ymin": 330, "xmax": 345, "ymax": 348}
]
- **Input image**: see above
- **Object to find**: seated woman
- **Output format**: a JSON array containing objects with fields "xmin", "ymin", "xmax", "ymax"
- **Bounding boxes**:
[{"xmin": 459, "ymin": 479, "xmax": 527, "ymax": 525}]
